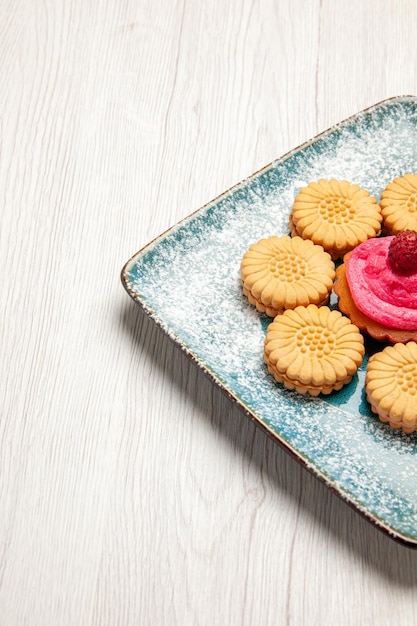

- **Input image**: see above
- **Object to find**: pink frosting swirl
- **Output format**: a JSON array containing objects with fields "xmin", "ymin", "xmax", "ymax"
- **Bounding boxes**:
[{"xmin": 345, "ymin": 237, "xmax": 417, "ymax": 330}]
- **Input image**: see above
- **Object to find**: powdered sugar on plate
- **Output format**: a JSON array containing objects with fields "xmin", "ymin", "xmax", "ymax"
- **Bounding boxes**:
[{"xmin": 122, "ymin": 97, "xmax": 417, "ymax": 545}]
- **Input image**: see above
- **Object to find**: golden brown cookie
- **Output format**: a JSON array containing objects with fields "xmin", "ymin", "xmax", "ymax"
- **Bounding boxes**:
[
  {"xmin": 290, "ymin": 179, "xmax": 382, "ymax": 259},
  {"xmin": 240, "ymin": 235, "xmax": 335, "ymax": 317},
  {"xmin": 365, "ymin": 342, "xmax": 417, "ymax": 433},
  {"xmin": 264, "ymin": 304, "xmax": 365, "ymax": 396},
  {"xmin": 380, "ymin": 173, "xmax": 417, "ymax": 235}
]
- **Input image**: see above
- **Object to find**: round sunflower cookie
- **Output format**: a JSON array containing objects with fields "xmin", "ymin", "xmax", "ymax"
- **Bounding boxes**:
[
  {"xmin": 241, "ymin": 235, "xmax": 335, "ymax": 318},
  {"xmin": 290, "ymin": 178, "xmax": 382, "ymax": 259},
  {"xmin": 380, "ymin": 173, "xmax": 417, "ymax": 234},
  {"xmin": 264, "ymin": 304, "xmax": 365, "ymax": 396},
  {"xmin": 365, "ymin": 342, "xmax": 417, "ymax": 433}
]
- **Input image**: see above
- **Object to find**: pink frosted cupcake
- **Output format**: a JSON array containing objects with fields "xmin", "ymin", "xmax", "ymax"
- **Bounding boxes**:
[{"xmin": 334, "ymin": 231, "xmax": 417, "ymax": 343}]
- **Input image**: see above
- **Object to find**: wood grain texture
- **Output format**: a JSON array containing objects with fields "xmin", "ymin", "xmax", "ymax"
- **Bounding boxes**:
[{"xmin": 2, "ymin": 0, "xmax": 417, "ymax": 624}]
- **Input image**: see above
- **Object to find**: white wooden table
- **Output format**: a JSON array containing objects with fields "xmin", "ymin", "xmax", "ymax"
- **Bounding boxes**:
[{"xmin": 2, "ymin": 1, "xmax": 417, "ymax": 624}]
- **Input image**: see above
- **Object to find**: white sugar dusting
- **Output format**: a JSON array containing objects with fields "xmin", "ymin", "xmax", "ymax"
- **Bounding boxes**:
[{"xmin": 127, "ymin": 99, "xmax": 417, "ymax": 540}]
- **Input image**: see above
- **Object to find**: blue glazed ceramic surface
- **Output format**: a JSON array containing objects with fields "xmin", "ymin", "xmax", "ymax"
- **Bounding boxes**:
[{"xmin": 122, "ymin": 97, "xmax": 417, "ymax": 546}]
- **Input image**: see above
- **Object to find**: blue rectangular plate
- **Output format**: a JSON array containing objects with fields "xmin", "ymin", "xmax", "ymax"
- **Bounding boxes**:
[{"xmin": 122, "ymin": 96, "xmax": 417, "ymax": 547}]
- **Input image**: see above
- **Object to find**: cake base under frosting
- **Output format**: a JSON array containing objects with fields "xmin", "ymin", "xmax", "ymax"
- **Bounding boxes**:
[
  {"xmin": 334, "ymin": 259, "xmax": 417, "ymax": 344},
  {"xmin": 345, "ymin": 237, "xmax": 417, "ymax": 330}
]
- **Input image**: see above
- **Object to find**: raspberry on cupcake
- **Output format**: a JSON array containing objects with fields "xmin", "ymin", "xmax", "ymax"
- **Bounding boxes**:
[{"xmin": 388, "ymin": 229, "xmax": 417, "ymax": 272}]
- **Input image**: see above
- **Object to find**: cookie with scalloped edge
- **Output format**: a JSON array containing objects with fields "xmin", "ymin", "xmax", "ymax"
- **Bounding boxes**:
[
  {"xmin": 365, "ymin": 342, "xmax": 417, "ymax": 433},
  {"xmin": 241, "ymin": 235, "xmax": 335, "ymax": 318},
  {"xmin": 380, "ymin": 173, "xmax": 417, "ymax": 235},
  {"xmin": 290, "ymin": 178, "xmax": 382, "ymax": 259},
  {"xmin": 264, "ymin": 304, "xmax": 364, "ymax": 396}
]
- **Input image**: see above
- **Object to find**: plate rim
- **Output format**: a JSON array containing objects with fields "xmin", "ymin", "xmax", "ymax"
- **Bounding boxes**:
[{"xmin": 121, "ymin": 94, "xmax": 417, "ymax": 548}]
